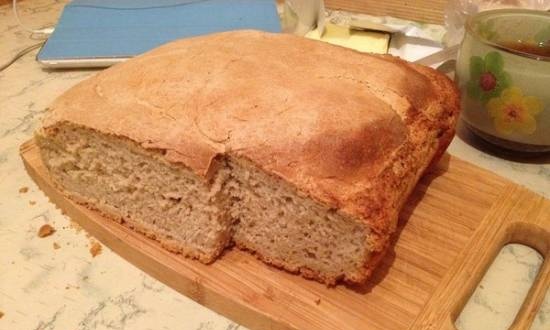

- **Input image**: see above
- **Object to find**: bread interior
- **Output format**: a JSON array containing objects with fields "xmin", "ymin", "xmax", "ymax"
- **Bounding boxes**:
[
  {"xmin": 225, "ymin": 157, "xmax": 371, "ymax": 283},
  {"xmin": 37, "ymin": 124, "xmax": 371, "ymax": 282},
  {"xmin": 37, "ymin": 124, "xmax": 231, "ymax": 263}
]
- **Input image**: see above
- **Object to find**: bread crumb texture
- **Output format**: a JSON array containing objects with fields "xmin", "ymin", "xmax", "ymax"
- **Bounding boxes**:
[
  {"xmin": 89, "ymin": 241, "xmax": 102, "ymax": 257},
  {"xmin": 69, "ymin": 220, "xmax": 83, "ymax": 233},
  {"xmin": 19, "ymin": 187, "xmax": 28, "ymax": 193},
  {"xmin": 37, "ymin": 224, "xmax": 55, "ymax": 238}
]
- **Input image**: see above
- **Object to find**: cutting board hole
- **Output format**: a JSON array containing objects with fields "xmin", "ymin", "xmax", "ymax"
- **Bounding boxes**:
[{"xmin": 455, "ymin": 244, "xmax": 543, "ymax": 330}]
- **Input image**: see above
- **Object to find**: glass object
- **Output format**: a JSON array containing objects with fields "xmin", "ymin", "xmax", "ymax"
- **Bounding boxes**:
[
  {"xmin": 281, "ymin": 0, "xmax": 324, "ymax": 35},
  {"xmin": 455, "ymin": 9, "xmax": 550, "ymax": 152},
  {"xmin": 444, "ymin": 0, "xmax": 550, "ymax": 46}
]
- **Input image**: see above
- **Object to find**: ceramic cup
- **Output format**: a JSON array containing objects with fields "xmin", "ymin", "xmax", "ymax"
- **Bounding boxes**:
[{"xmin": 456, "ymin": 9, "xmax": 550, "ymax": 152}]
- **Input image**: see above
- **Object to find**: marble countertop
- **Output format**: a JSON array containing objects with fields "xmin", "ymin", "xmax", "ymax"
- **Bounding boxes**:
[{"xmin": 0, "ymin": 1, "xmax": 548, "ymax": 330}]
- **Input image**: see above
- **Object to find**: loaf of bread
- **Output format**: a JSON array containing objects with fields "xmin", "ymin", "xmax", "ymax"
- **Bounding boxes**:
[{"xmin": 36, "ymin": 30, "xmax": 459, "ymax": 285}]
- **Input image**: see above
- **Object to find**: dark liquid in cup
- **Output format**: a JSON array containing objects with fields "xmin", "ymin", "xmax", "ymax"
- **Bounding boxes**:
[{"xmin": 500, "ymin": 40, "xmax": 550, "ymax": 58}]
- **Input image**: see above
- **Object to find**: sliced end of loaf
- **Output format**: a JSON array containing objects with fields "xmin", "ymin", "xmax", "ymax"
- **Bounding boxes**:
[
  {"xmin": 37, "ymin": 123, "xmax": 377, "ymax": 284},
  {"xmin": 36, "ymin": 123, "xmax": 232, "ymax": 263},
  {"xmin": 225, "ymin": 156, "xmax": 374, "ymax": 285}
]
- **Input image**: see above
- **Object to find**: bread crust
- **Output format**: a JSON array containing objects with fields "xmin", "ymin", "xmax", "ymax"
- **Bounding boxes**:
[{"xmin": 39, "ymin": 30, "xmax": 460, "ymax": 284}]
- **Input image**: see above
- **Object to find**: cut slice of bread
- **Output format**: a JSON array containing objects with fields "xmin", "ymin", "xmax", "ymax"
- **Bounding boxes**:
[{"xmin": 36, "ymin": 30, "xmax": 460, "ymax": 285}]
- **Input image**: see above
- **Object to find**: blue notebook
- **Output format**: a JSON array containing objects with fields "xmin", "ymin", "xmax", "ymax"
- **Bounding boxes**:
[{"xmin": 38, "ymin": 0, "xmax": 281, "ymax": 66}]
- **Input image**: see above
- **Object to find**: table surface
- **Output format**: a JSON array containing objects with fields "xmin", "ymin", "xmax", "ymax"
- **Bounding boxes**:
[{"xmin": 1, "ymin": 1, "xmax": 549, "ymax": 330}]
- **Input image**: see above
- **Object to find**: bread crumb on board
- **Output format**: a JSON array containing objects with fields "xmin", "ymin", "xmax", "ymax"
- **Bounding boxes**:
[
  {"xmin": 19, "ymin": 187, "xmax": 29, "ymax": 193},
  {"xmin": 0, "ymin": 310, "xmax": 4, "ymax": 319},
  {"xmin": 314, "ymin": 298, "xmax": 321, "ymax": 305},
  {"xmin": 29, "ymin": 200, "xmax": 36, "ymax": 206},
  {"xmin": 89, "ymin": 241, "xmax": 102, "ymax": 257},
  {"xmin": 69, "ymin": 220, "xmax": 83, "ymax": 233},
  {"xmin": 37, "ymin": 224, "xmax": 55, "ymax": 238},
  {"xmin": 53, "ymin": 242, "xmax": 61, "ymax": 250}
]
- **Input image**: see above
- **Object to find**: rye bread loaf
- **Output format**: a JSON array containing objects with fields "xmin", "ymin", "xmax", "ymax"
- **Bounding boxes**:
[{"xmin": 36, "ymin": 30, "xmax": 460, "ymax": 285}]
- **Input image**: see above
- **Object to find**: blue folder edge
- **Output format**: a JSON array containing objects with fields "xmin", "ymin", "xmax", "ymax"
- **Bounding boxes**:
[{"xmin": 38, "ymin": 0, "xmax": 281, "ymax": 61}]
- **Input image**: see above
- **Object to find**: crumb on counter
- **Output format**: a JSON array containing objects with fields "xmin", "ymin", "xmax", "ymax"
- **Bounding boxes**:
[
  {"xmin": 89, "ymin": 241, "xmax": 102, "ymax": 257},
  {"xmin": 38, "ymin": 224, "xmax": 55, "ymax": 238},
  {"xmin": 70, "ymin": 220, "xmax": 83, "ymax": 233},
  {"xmin": 19, "ymin": 187, "xmax": 29, "ymax": 193},
  {"xmin": 0, "ymin": 310, "xmax": 4, "ymax": 319},
  {"xmin": 53, "ymin": 242, "xmax": 61, "ymax": 250},
  {"xmin": 29, "ymin": 200, "xmax": 36, "ymax": 206}
]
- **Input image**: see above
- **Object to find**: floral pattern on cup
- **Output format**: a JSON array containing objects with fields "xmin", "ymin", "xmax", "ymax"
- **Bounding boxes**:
[
  {"xmin": 487, "ymin": 87, "xmax": 543, "ymax": 135},
  {"xmin": 467, "ymin": 52, "xmax": 511, "ymax": 103}
]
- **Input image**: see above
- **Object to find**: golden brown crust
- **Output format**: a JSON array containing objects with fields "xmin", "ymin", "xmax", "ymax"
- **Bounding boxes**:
[
  {"xmin": 41, "ymin": 31, "xmax": 459, "ymax": 237},
  {"xmin": 40, "ymin": 31, "xmax": 460, "ymax": 284}
]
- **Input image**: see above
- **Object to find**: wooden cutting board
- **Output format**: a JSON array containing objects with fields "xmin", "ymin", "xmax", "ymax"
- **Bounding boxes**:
[
  {"xmin": 325, "ymin": 0, "xmax": 447, "ymax": 24},
  {"xmin": 20, "ymin": 139, "xmax": 550, "ymax": 330}
]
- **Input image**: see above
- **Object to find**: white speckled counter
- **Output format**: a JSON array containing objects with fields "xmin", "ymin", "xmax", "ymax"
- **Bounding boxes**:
[{"xmin": 0, "ymin": 1, "xmax": 548, "ymax": 330}]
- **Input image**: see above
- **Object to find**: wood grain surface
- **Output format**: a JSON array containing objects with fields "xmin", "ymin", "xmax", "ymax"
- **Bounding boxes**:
[
  {"xmin": 21, "ymin": 138, "xmax": 550, "ymax": 330},
  {"xmin": 324, "ymin": 0, "xmax": 447, "ymax": 24}
]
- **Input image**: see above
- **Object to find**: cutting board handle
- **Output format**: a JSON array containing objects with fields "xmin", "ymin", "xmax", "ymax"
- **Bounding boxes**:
[
  {"xmin": 508, "ymin": 222, "xmax": 550, "ymax": 330},
  {"xmin": 411, "ymin": 184, "xmax": 550, "ymax": 330}
]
